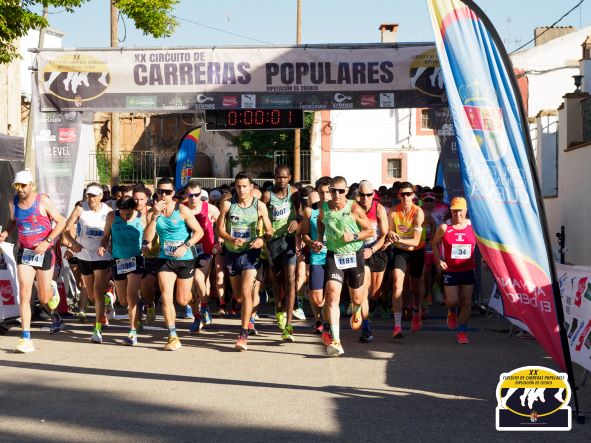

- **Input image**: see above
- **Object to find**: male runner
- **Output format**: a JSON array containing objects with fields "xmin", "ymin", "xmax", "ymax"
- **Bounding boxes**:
[
  {"xmin": 0, "ymin": 169, "xmax": 66, "ymax": 353},
  {"xmin": 431, "ymin": 197, "xmax": 477, "ymax": 344},
  {"xmin": 217, "ymin": 172, "xmax": 272, "ymax": 351},
  {"xmin": 142, "ymin": 177, "xmax": 204, "ymax": 351},
  {"xmin": 261, "ymin": 165, "xmax": 302, "ymax": 342},
  {"xmin": 317, "ymin": 176, "xmax": 374, "ymax": 356},
  {"xmin": 387, "ymin": 182, "xmax": 426, "ymax": 338}
]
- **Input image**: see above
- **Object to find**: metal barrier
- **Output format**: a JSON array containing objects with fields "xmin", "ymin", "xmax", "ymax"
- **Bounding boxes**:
[
  {"xmin": 86, "ymin": 151, "xmax": 168, "ymax": 184},
  {"xmin": 274, "ymin": 150, "xmax": 311, "ymax": 182}
]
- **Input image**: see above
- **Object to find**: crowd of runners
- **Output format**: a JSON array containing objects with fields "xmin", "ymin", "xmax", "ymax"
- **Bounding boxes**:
[{"xmin": 1, "ymin": 166, "xmax": 478, "ymax": 356}]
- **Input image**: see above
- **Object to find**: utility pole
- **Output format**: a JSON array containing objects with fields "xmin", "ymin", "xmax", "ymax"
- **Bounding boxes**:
[
  {"xmin": 24, "ymin": 7, "xmax": 48, "ymax": 176},
  {"xmin": 293, "ymin": 0, "xmax": 302, "ymax": 182},
  {"xmin": 110, "ymin": 2, "xmax": 120, "ymax": 186}
]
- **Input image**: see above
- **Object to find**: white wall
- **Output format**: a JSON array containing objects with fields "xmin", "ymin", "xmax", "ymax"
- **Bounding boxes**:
[{"xmin": 20, "ymin": 29, "xmax": 63, "ymax": 99}]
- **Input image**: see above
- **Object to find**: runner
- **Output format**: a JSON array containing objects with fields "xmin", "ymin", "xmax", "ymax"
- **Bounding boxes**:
[
  {"xmin": 0, "ymin": 169, "xmax": 66, "ymax": 353},
  {"xmin": 142, "ymin": 177, "xmax": 204, "ymax": 351},
  {"xmin": 300, "ymin": 176, "xmax": 331, "ymax": 337},
  {"xmin": 419, "ymin": 190, "xmax": 439, "ymax": 309},
  {"xmin": 62, "ymin": 183, "xmax": 113, "ymax": 344},
  {"xmin": 184, "ymin": 180, "xmax": 220, "ymax": 333},
  {"xmin": 387, "ymin": 182, "xmax": 426, "ymax": 338},
  {"xmin": 217, "ymin": 172, "xmax": 272, "ymax": 351},
  {"xmin": 431, "ymin": 197, "xmax": 477, "ymax": 344},
  {"xmin": 317, "ymin": 176, "xmax": 374, "ymax": 357},
  {"xmin": 261, "ymin": 165, "xmax": 302, "ymax": 342},
  {"xmin": 135, "ymin": 186, "xmax": 158, "ymax": 324},
  {"xmin": 99, "ymin": 196, "xmax": 147, "ymax": 346},
  {"xmin": 356, "ymin": 180, "xmax": 388, "ymax": 343}
]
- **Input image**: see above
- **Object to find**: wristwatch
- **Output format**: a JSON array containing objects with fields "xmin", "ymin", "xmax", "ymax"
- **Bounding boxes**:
[
  {"xmin": 142, "ymin": 240, "xmax": 150, "ymax": 246},
  {"xmin": 184, "ymin": 240, "xmax": 191, "ymax": 248},
  {"xmin": 45, "ymin": 236, "xmax": 53, "ymax": 243},
  {"xmin": 353, "ymin": 233, "xmax": 359, "ymax": 241}
]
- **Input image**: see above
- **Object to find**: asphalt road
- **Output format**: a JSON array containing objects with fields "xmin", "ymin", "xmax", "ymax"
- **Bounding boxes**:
[{"xmin": 0, "ymin": 306, "xmax": 589, "ymax": 442}]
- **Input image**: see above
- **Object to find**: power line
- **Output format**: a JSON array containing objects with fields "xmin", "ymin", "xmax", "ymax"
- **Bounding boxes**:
[
  {"xmin": 509, "ymin": 0, "xmax": 585, "ymax": 54},
  {"xmin": 171, "ymin": 14, "xmax": 274, "ymax": 45}
]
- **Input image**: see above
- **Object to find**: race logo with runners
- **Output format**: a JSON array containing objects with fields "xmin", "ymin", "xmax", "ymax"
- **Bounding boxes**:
[
  {"xmin": 409, "ymin": 48, "xmax": 444, "ymax": 98},
  {"xmin": 42, "ymin": 53, "xmax": 110, "ymax": 105},
  {"xmin": 495, "ymin": 366, "xmax": 571, "ymax": 431}
]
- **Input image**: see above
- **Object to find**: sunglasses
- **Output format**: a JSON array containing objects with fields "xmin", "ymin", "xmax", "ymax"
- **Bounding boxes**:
[
  {"xmin": 13, "ymin": 183, "xmax": 28, "ymax": 190},
  {"xmin": 187, "ymin": 192, "xmax": 201, "ymax": 198},
  {"xmin": 400, "ymin": 192, "xmax": 413, "ymax": 197},
  {"xmin": 359, "ymin": 192, "xmax": 373, "ymax": 198},
  {"xmin": 330, "ymin": 188, "xmax": 346, "ymax": 194},
  {"xmin": 157, "ymin": 189, "xmax": 174, "ymax": 196}
]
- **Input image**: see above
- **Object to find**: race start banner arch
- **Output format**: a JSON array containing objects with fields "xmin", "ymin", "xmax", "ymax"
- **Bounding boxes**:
[{"xmin": 34, "ymin": 44, "xmax": 446, "ymax": 112}]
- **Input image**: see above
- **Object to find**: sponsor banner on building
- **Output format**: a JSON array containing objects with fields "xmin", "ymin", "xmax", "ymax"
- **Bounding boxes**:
[
  {"xmin": 428, "ymin": 0, "xmax": 569, "ymax": 370},
  {"xmin": 35, "ymin": 45, "xmax": 446, "ymax": 111},
  {"xmin": 0, "ymin": 243, "xmax": 20, "ymax": 321},
  {"xmin": 33, "ymin": 76, "xmax": 92, "ymax": 216}
]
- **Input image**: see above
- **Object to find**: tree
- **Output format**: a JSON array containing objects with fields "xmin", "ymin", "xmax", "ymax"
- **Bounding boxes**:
[{"xmin": 0, "ymin": 0, "xmax": 179, "ymax": 64}]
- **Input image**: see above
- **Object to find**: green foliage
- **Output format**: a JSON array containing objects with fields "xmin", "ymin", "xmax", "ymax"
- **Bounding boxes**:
[
  {"xmin": 96, "ymin": 150, "xmax": 111, "ymax": 184},
  {"xmin": 0, "ymin": 0, "xmax": 178, "ymax": 64},
  {"xmin": 96, "ymin": 151, "xmax": 140, "ymax": 184}
]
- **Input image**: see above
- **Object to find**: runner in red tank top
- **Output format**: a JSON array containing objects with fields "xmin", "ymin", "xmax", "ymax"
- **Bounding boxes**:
[
  {"xmin": 0, "ymin": 170, "xmax": 66, "ymax": 353},
  {"xmin": 184, "ymin": 180, "xmax": 220, "ymax": 332},
  {"xmin": 431, "ymin": 197, "xmax": 477, "ymax": 344}
]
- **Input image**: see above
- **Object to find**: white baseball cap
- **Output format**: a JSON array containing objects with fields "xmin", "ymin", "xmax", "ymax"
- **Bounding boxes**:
[
  {"xmin": 86, "ymin": 185, "xmax": 103, "ymax": 196},
  {"xmin": 200, "ymin": 189, "xmax": 209, "ymax": 201},
  {"xmin": 13, "ymin": 169, "xmax": 34, "ymax": 185}
]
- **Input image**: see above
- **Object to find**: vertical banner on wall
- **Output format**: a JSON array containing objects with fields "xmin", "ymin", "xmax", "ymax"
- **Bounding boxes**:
[
  {"xmin": 32, "ymin": 75, "xmax": 91, "ymax": 216},
  {"xmin": 427, "ymin": 0, "xmax": 572, "ymax": 375},
  {"xmin": 174, "ymin": 127, "xmax": 201, "ymax": 191}
]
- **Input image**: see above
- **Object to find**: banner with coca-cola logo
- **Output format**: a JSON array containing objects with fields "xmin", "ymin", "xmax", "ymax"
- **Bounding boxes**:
[{"xmin": 0, "ymin": 243, "xmax": 20, "ymax": 321}]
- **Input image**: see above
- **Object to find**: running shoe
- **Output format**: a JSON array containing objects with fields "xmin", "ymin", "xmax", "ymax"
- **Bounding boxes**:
[
  {"xmin": 14, "ymin": 338, "xmax": 35, "ymax": 353},
  {"xmin": 349, "ymin": 304, "xmax": 362, "ymax": 330},
  {"xmin": 90, "ymin": 329, "xmax": 103, "ymax": 344},
  {"xmin": 200, "ymin": 305, "xmax": 213, "ymax": 326},
  {"xmin": 410, "ymin": 311, "xmax": 422, "ymax": 332},
  {"xmin": 164, "ymin": 336, "xmax": 182, "ymax": 351},
  {"xmin": 275, "ymin": 311, "xmax": 287, "ymax": 332},
  {"xmin": 49, "ymin": 313, "xmax": 64, "ymax": 334},
  {"xmin": 321, "ymin": 330, "xmax": 333, "ymax": 346},
  {"xmin": 189, "ymin": 317, "xmax": 203, "ymax": 334},
  {"xmin": 48, "ymin": 280, "xmax": 60, "ymax": 310},
  {"xmin": 248, "ymin": 321, "xmax": 259, "ymax": 336},
  {"xmin": 456, "ymin": 332, "xmax": 470, "ymax": 344},
  {"xmin": 359, "ymin": 328, "xmax": 374, "ymax": 343},
  {"xmin": 447, "ymin": 311, "xmax": 458, "ymax": 330},
  {"xmin": 313, "ymin": 321, "xmax": 324, "ymax": 335},
  {"xmin": 235, "ymin": 334, "xmax": 248, "ymax": 351},
  {"xmin": 281, "ymin": 325, "xmax": 295, "ymax": 343},
  {"xmin": 293, "ymin": 307, "xmax": 306, "ymax": 321},
  {"xmin": 105, "ymin": 291, "xmax": 116, "ymax": 320},
  {"xmin": 327, "ymin": 340, "xmax": 344, "ymax": 357},
  {"xmin": 121, "ymin": 335, "xmax": 138, "ymax": 346},
  {"xmin": 184, "ymin": 305, "xmax": 195, "ymax": 319},
  {"xmin": 146, "ymin": 304, "xmax": 156, "ymax": 324},
  {"xmin": 135, "ymin": 321, "xmax": 144, "ymax": 334},
  {"xmin": 392, "ymin": 325, "xmax": 404, "ymax": 339},
  {"xmin": 76, "ymin": 311, "xmax": 87, "ymax": 323}
]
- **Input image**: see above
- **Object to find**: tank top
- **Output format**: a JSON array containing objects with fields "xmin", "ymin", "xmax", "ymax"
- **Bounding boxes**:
[
  {"xmin": 363, "ymin": 200, "xmax": 381, "ymax": 247},
  {"xmin": 442, "ymin": 221, "xmax": 477, "ymax": 272},
  {"xmin": 75, "ymin": 201, "xmax": 112, "ymax": 261},
  {"xmin": 185, "ymin": 201, "xmax": 215, "ymax": 255},
  {"xmin": 309, "ymin": 207, "xmax": 327, "ymax": 265},
  {"xmin": 225, "ymin": 196, "xmax": 259, "ymax": 253},
  {"xmin": 156, "ymin": 203, "xmax": 193, "ymax": 260},
  {"xmin": 323, "ymin": 200, "xmax": 363, "ymax": 254},
  {"xmin": 268, "ymin": 185, "xmax": 296, "ymax": 239},
  {"xmin": 392, "ymin": 203, "xmax": 425, "ymax": 251},
  {"xmin": 111, "ymin": 211, "xmax": 143, "ymax": 259},
  {"xmin": 432, "ymin": 202, "xmax": 450, "ymax": 227},
  {"xmin": 14, "ymin": 194, "xmax": 53, "ymax": 249}
]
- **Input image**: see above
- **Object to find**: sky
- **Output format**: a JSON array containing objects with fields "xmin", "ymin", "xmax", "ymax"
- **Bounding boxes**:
[{"xmin": 40, "ymin": 0, "xmax": 590, "ymax": 53}]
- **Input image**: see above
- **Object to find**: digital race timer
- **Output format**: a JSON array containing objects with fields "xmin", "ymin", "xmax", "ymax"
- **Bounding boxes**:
[{"xmin": 205, "ymin": 109, "xmax": 304, "ymax": 131}]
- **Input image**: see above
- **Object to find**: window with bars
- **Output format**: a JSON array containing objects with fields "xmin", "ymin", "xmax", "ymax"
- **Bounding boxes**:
[
  {"xmin": 421, "ymin": 109, "xmax": 432, "ymax": 130},
  {"xmin": 387, "ymin": 158, "xmax": 402, "ymax": 179}
]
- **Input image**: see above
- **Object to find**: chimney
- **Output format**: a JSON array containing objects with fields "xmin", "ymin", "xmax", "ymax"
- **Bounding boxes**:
[
  {"xmin": 534, "ymin": 26, "xmax": 575, "ymax": 46},
  {"xmin": 580, "ymin": 36, "xmax": 591, "ymax": 93},
  {"xmin": 379, "ymin": 24, "xmax": 398, "ymax": 44}
]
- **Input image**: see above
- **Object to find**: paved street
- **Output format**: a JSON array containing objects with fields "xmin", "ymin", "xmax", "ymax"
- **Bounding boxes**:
[{"xmin": 0, "ymin": 307, "xmax": 589, "ymax": 442}]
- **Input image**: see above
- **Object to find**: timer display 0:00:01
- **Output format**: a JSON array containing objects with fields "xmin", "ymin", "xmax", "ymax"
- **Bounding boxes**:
[{"xmin": 205, "ymin": 109, "xmax": 304, "ymax": 130}]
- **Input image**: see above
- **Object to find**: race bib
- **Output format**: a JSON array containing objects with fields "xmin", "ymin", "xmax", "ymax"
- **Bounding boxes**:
[
  {"xmin": 22, "ymin": 248, "xmax": 44, "ymax": 267},
  {"xmin": 163, "ymin": 240, "xmax": 183, "ymax": 256},
  {"xmin": 335, "ymin": 252, "xmax": 357, "ymax": 270},
  {"xmin": 451, "ymin": 244, "xmax": 471, "ymax": 259},
  {"xmin": 272, "ymin": 202, "xmax": 290, "ymax": 221},
  {"xmin": 192, "ymin": 243, "xmax": 204, "ymax": 256},
  {"xmin": 231, "ymin": 226, "xmax": 251, "ymax": 241},
  {"xmin": 86, "ymin": 227, "xmax": 104, "ymax": 238},
  {"xmin": 116, "ymin": 257, "xmax": 136, "ymax": 274}
]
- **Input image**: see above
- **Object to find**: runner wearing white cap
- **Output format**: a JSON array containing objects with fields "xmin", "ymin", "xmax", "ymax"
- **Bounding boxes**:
[{"xmin": 0, "ymin": 169, "xmax": 66, "ymax": 353}]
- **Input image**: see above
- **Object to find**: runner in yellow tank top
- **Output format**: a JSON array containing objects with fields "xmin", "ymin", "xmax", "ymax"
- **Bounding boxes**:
[{"xmin": 387, "ymin": 182, "xmax": 426, "ymax": 337}]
